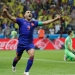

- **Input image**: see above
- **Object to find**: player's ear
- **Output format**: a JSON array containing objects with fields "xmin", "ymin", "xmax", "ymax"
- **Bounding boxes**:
[
  {"xmin": 24, "ymin": 15, "xmax": 25, "ymax": 18},
  {"xmin": 23, "ymin": 13, "xmax": 26, "ymax": 19}
]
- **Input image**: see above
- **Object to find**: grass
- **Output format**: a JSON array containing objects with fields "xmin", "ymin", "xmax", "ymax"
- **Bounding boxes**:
[{"xmin": 0, "ymin": 50, "xmax": 75, "ymax": 75}]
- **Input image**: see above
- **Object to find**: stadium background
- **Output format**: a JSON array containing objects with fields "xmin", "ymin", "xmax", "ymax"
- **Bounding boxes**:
[
  {"xmin": 0, "ymin": 0, "xmax": 75, "ymax": 50},
  {"xmin": 0, "ymin": 0, "xmax": 75, "ymax": 75}
]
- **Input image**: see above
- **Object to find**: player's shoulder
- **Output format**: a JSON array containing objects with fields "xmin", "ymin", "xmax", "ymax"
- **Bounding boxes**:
[
  {"xmin": 16, "ymin": 18, "xmax": 25, "ymax": 21},
  {"xmin": 16, "ymin": 18, "xmax": 26, "ymax": 24},
  {"xmin": 66, "ymin": 36, "xmax": 71, "ymax": 41},
  {"xmin": 31, "ymin": 19, "xmax": 38, "ymax": 23}
]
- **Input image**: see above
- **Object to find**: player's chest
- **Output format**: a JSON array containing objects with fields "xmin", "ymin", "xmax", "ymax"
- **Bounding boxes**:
[
  {"xmin": 69, "ymin": 39, "xmax": 72, "ymax": 45},
  {"xmin": 22, "ymin": 22, "xmax": 35, "ymax": 30}
]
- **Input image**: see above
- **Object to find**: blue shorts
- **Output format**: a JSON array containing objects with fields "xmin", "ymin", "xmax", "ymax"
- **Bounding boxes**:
[{"xmin": 16, "ymin": 43, "xmax": 35, "ymax": 56}]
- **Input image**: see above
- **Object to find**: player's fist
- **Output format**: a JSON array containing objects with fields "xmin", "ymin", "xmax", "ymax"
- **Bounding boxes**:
[
  {"xmin": 56, "ymin": 15, "xmax": 61, "ymax": 19},
  {"xmin": 3, "ymin": 8, "xmax": 7, "ymax": 13},
  {"xmin": 2, "ymin": 5, "xmax": 8, "ymax": 17},
  {"xmin": 3, "ymin": 5, "xmax": 7, "ymax": 13},
  {"xmin": 2, "ymin": 8, "xmax": 7, "ymax": 18}
]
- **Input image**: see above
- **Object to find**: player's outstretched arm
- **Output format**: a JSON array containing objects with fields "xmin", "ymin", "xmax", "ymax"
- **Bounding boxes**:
[
  {"xmin": 42, "ymin": 15, "xmax": 61, "ymax": 25},
  {"xmin": 3, "ymin": 8, "xmax": 16, "ymax": 22}
]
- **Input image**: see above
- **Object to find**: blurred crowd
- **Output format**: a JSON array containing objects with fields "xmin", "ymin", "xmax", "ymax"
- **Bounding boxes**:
[{"xmin": 0, "ymin": 0, "xmax": 75, "ymax": 38}]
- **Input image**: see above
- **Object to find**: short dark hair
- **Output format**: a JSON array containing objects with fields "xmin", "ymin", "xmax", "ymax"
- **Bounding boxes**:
[{"xmin": 68, "ymin": 30, "xmax": 72, "ymax": 35}]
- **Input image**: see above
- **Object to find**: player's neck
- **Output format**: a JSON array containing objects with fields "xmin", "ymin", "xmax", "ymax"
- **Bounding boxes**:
[
  {"xmin": 25, "ymin": 18, "xmax": 31, "ymax": 22},
  {"xmin": 69, "ymin": 35, "xmax": 72, "ymax": 38}
]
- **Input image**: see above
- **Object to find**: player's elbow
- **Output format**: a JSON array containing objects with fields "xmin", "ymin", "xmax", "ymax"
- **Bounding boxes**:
[
  {"xmin": 11, "ymin": 17, "xmax": 16, "ymax": 23},
  {"xmin": 13, "ymin": 19, "xmax": 16, "ymax": 23}
]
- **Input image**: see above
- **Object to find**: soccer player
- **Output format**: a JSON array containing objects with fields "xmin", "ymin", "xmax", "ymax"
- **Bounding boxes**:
[
  {"xmin": 3, "ymin": 7, "xmax": 60, "ymax": 75},
  {"xmin": 64, "ymin": 30, "xmax": 75, "ymax": 61}
]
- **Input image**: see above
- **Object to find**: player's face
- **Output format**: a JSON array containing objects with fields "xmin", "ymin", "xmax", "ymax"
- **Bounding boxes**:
[
  {"xmin": 70, "ymin": 31, "xmax": 73, "ymax": 37},
  {"xmin": 24, "ymin": 11, "xmax": 32, "ymax": 21}
]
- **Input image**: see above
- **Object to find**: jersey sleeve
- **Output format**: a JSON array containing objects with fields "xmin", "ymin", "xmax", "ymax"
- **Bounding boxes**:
[
  {"xmin": 34, "ymin": 21, "xmax": 43, "ymax": 27},
  {"xmin": 16, "ymin": 18, "xmax": 23, "ymax": 25}
]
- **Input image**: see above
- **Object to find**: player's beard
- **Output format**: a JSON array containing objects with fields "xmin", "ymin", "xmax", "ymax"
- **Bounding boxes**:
[
  {"xmin": 27, "ymin": 17, "xmax": 32, "ymax": 21},
  {"xmin": 24, "ymin": 15, "xmax": 32, "ymax": 21}
]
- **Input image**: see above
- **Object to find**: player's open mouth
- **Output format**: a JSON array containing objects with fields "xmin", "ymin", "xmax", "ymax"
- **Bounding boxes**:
[{"xmin": 29, "ymin": 15, "xmax": 32, "ymax": 18}]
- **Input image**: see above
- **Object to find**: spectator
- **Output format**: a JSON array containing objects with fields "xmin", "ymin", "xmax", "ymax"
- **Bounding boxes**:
[
  {"xmin": 10, "ymin": 21, "xmax": 14, "ymax": 30},
  {"xmin": 38, "ymin": 27, "xmax": 45, "ymax": 39},
  {"xmin": 1, "ymin": 21, "xmax": 7, "ymax": 30},
  {"xmin": 49, "ymin": 26, "xmax": 55, "ymax": 34},
  {"xmin": 0, "ymin": 26, "xmax": 4, "ymax": 36},
  {"xmin": 11, "ymin": 29, "xmax": 17, "ymax": 39},
  {"xmin": 54, "ymin": 21, "xmax": 61, "ymax": 34},
  {"xmin": 71, "ymin": 9, "xmax": 75, "ymax": 19},
  {"xmin": 32, "ymin": 10, "xmax": 38, "ymax": 19},
  {"xmin": 33, "ymin": 28, "xmax": 38, "ymax": 34},
  {"xmin": 4, "ymin": 26, "xmax": 11, "ymax": 38}
]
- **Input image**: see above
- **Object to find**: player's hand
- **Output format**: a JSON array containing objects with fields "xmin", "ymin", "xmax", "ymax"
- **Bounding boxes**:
[
  {"xmin": 2, "ymin": 9, "xmax": 7, "ymax": 17},
  {"xmin": 3, "ymin": 8, "xmax": 7, "ymax": 13},
  {"xmin": 3, "ymin": 5, "xmax": 8, "ymax": 13},
  {"xmin": 2, "ymin": 5, "xmax": 8, "ymax": 17},
  {"xmin": 56, "ymin": 15, "xmax": 61, "ymax": 19}
]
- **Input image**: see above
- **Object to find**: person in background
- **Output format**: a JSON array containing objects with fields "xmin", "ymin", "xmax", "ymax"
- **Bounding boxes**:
[
  {"xmin": 10, "ymin": 21, "xmax": 14, "ymax": 30},
  {"xmin": 72, "ymin": 30, "xmax": 75, "ymax": 38},
  {"xmin": 38, "ymin": 27, "xmax": 45, "ymax": 39},
  {"xmin": 49, "ymin": 26, "xmax": 55, "ymax": 34},
  {"xmin": 4, "ymin": 26, "xmax": 11, "ymax": 38},
  {"xmin": 11, "ymin": 29, "xmax": 17, "ymax": 39},
  {"xmin": 1, "ymin": 21, "xmax": 7, "ymax": 30}
]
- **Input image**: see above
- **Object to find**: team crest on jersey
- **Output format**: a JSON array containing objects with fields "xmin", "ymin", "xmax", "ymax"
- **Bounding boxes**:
[
  {"xmin": 31, "ymin": 23, "xmax": 34, "ymax": 26},
  {"xmin": 27, "ymin": 26, "xmax": 30, "ymax": 30}
]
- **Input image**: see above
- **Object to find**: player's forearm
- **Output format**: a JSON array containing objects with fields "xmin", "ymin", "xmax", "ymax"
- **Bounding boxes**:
[
  {"xmin": 42, "ymin": 17, "xmax": 59, "ymax": 25},
  {"xmin": 3, "ymin": 10, "xmax": 16, "ymax": 22},
  {"xmin": 3, "ymin": 10, "xmax": 11, "ymax": 19}
]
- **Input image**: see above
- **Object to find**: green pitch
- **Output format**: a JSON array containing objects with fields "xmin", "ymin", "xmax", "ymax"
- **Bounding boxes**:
[{"xmin": 0, "ymin": 50, "xmax": 75, "ymax": 75}]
